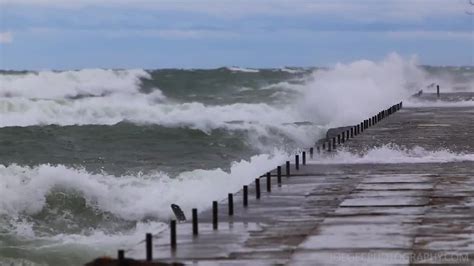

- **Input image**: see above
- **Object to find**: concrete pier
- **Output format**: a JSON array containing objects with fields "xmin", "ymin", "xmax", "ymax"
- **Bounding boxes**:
[{"xmin": 91, "ymin": 92, "xmax": 474, "ymax": 265}]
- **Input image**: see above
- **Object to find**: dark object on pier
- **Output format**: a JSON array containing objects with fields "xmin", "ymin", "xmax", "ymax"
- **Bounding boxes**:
[
  {"xmin": 170, "ymin": 204, "xmax": 186, "ymax": 222},
  {"xmin": 437, "ymin": 85, "xmax": 440, "ymax": 97}
]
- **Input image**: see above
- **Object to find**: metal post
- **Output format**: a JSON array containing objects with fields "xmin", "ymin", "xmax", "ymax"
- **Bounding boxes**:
[
  {"xmin": 286, "ymin": 161, "xmax": 290, "ymax": 177},
  {"xmin": 212, "ymin": 201, "xmax": 218, "ymax": 230},
  {"xmin": 170, "ymin": 220, "xmax": 177, "ymax": 249},
  {"xmin": 266, "ymin": 172, "xmax": 271, "ymax": 192},
  {"xmin": 118, "ymin": 250, "xmax": 125, "ymax": 261},
  {"xmin": 302, "ymin": 151, "xmax": 306, "ymax": 165},
  {"xmin": 295, "ymin": 154, "xmax": 299, "ymax": 170},
  {"xmin": 192, "ymin": 208, "xmax": 198, "ymax": 235},
  {"xmin": 146, "ymin": 233, "xmax": 152, "ymax": 261},
  {"xmin": 255, "ymin": 178, "xmax": 261, "ymax": 199},
  {"xmin": 351, "ymin": 127, "xmax": 354, "ymax": 137},
  {"xmin": 243, "ymin": 186, "xmax": 248, "ymax": 207},
  {"xmin": 341, "ymin": 132, "xmax": 345, "ymax": 143},
  {"xmin": 277, "ymin": 166, "xmax": 282, "ymax": 186},
  {"xmin": 228, "ymin": 193, "xmax": 234, "ymax": 216},
  {"xmin": 309, "ymin": 147, "xmax": 313, "ymax": 158}
]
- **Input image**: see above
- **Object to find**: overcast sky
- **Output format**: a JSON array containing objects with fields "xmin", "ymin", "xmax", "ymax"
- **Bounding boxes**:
[{"xmin": 0, "ymin": 0, "xmax": 473, "ymax": 70}]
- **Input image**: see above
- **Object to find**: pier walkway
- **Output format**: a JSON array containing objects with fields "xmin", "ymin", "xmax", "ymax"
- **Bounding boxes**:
[{"xmin": 100, "ymin": 92, "xmax": 474, "ymax": 265}]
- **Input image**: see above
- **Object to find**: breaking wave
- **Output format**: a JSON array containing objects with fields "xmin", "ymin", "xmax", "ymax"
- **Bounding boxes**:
[
  {"xmin": 0, "ymin": 54, "xmax": 426, "ymax": 131},
  {"xmin": 0, "ymin": 151, "xmax": 286, "ymax": 220},
  {"xmin": 0, "ymin": 150, "xmax": 287, "ymax": 262}
]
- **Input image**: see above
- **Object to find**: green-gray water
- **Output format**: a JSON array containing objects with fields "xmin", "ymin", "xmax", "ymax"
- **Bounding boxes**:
[{"xmin": 0, "ymin": 61, "xmax": 473, "ymax": 265}]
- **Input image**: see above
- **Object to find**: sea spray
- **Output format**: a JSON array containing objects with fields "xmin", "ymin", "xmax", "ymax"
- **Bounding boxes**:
[{"xmin": 294, "ymin": 53, "xmax": 426, "ymax": 126}]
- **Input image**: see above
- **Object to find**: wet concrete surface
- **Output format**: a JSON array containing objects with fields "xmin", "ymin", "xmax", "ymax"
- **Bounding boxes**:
[{"xmin": 122, "ymin": 93, "xmax": 474, "ymax": 265}]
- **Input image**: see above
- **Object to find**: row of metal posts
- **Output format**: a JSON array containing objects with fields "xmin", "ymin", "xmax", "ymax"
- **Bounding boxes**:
[{"xmin": 117, "ymin": 101, "xmax": 403, "ymax": 263}]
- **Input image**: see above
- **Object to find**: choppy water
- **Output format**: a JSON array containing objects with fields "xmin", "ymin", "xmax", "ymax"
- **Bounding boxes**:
[{"xmin": 0, "ymin": 55, "xmax": 473, "ymax": 265}]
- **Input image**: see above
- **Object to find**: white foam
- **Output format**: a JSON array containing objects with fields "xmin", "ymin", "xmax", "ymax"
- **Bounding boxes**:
[
  {"xmin": 293, "ymin": 53, "xmax": 426, "ymax": 127},
  {"xmin": 225, "ymin": 66, "xmax": 260, "ymax": 73},
  {"xmin": 280, "ymin": 67, "xmax": 302, "ymax": 74},
  {"xmin": 0, "ymin": 69, "xmax": 149, "ymax": 99},
  {"xmin": 309, "ymin": 145, "xmax": 474, "ymax": 164}
]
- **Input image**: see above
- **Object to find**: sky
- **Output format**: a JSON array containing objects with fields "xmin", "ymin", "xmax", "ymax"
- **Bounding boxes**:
[{"xmin": 0, "ymin": 0, "xmax": 473, "ymax": 70}]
